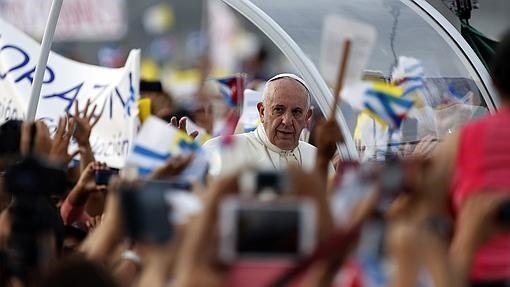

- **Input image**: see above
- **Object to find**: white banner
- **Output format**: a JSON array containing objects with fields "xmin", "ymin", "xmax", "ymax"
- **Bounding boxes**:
[
  {"xmin": 0, "ymin": 18, "xmax": 139, "ymax": 168},
  {"xmin": 0, "ymin": 0, "xmax": 127, "ymax": 41}
]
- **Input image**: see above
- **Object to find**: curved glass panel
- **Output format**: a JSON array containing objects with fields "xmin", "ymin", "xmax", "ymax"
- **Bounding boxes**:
[{"xmin": 224, "ymin": 0, "xmax": 497, "ymax": 161}]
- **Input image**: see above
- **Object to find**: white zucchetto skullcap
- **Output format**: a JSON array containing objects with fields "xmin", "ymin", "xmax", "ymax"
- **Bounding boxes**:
[
  {"xmin": 267, "ymin": 73, "xmax": 310, "ymax": 94},
  {"xmin": 262, "ymin": 73, "xmax": 311, "ymax": 103}
]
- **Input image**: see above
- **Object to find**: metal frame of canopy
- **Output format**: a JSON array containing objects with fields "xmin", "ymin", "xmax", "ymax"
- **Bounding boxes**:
[{"xmin": 221, "ymin": 0, "xmax": 499, "ymax": 161}]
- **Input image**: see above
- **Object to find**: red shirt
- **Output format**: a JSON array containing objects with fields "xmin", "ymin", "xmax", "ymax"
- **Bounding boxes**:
[{"xmin": 451, "ymin": 107, "xmax": 510, "ymax": 280}]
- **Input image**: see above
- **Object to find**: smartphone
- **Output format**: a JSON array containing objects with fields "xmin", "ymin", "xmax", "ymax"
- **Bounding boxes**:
[
  {"xmin": 95, "ymin": 168, "xmax": 119, "ymax": 186},
  {"xmin": 120, "ymin": 183, "xmax": 175, "ymax": 244},
  {"xmin": 239, "ymin": 170, "xmax": 289, "ymax": 198},
  {"xmin": 218, "ymin": 197, "xmax": 316, "ymax": 263}
]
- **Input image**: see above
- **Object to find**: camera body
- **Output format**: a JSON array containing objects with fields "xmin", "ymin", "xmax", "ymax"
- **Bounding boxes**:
[
  {"xmin": 218, "ymin": 197, "xmax": 316, "ymax": 263},
  {"xmin": 239, "ymin": 169, "xmax": 289, "ymax": 198},
  {"xmin": 95, "ymin": 168, "xmax": 119, "ymax": 186},
  {"xmin": 120, "ymin": 181, "xmax": 176, "ymax": 244},
  {"xmin": 119, "ymin": 180, "xmax": 202, "ymax": 244}
]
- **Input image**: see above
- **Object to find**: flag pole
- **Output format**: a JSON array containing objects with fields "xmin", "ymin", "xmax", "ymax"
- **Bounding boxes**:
[
  {"xmin": 329, "ymin": 39, "xmax": 352, "ymax": 120},
  {"xmin": 27, "ymin": 0, "xmax": 63, "ymax": 121}
]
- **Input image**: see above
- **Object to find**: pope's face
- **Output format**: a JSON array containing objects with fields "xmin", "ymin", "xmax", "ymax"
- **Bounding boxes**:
[{"xmin": 257, "ymin": 78, "xmax": 312, "ymax": 150}]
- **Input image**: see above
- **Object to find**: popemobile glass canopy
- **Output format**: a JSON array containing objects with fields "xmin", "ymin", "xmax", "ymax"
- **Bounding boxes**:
[{"xmin": 221, "ymin": 0, "xmax": 499, "ymax": 161}]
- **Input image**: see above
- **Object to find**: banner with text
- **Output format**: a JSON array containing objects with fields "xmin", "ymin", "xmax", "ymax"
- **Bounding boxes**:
[{"xmin": 0, "ymin": 17, "xmax": 139, "ymax": 168}]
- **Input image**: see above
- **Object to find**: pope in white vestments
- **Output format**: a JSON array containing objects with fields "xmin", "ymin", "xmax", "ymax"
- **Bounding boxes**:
[{"xmin": 203, "ymin": 73, "xmax": 318, "ymax": 176}]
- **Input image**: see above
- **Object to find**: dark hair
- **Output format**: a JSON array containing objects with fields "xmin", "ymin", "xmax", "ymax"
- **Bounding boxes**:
[
  {"xmin": 3, "ymin": 157, "xmax": 66, "ymax": 282},
  {"xmin": 491, "ymin": 29, "xmax": 510, "ymax": 98},
  {"xmin": 140, "ymin": 79, "xmax": 163, "ymax": 93},
  {"xmin": 39, "ymin": 256, "xmax": 119, "ymax": 287},
  {"xmin": 0, "ymin": 120, "xmax": 22, "ymax": 156}
]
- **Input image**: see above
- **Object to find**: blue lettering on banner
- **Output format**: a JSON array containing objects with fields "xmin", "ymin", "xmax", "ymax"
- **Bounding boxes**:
[
  {"xmin": 0, "ymin": 97, "xmax": 22, "ymax": 121},
  {"xmin": 91, "ymin": 84, "xmax": 108, "ymax": 104},
  {"xmin": 107, "ymin": 72, "xmax": 136, "ymax": 119},
  {"xmin": 0, "ymin": 43, "xmax": 135, "ymax": 122},
  {"xmin": 0, "ymin": 44, "xmax": 54, "ymax": 84},
  {"xmin": 92, "ymin": 131, "xmax": 130, "ymax": 158},
  {"xmin": 15, "ymin": 66, "xmax": 55, "ymax": 85},
  {"xmin": 125, "ymin": 72, "xmax": 136, "ymax": 116},
  {"xmin": 42, "ymin": 82, "xmax": 84, "ymax": 112},
  {"xmin": 0, "ymin": 45, "xmax": 29, "ymax": 79}
]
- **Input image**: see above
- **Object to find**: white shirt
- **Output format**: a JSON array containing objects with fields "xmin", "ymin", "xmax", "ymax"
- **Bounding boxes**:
[{"xmin": 202, "ymin": 126, "xmax": 318, "ymax": 177}]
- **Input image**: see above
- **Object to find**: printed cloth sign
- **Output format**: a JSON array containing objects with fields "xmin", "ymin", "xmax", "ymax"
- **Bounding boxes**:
[{"xmin": 0, "ymin": 17, "xmax": 140, "ymax": 168}]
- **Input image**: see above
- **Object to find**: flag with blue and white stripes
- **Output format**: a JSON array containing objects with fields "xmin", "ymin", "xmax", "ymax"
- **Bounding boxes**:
[
  {"xmin": 391, "ymin": 56, "xmax": 426, "ymax": 108},
  {"xmin": 343, "ymin": 81, "xmax": 415, "ymax": 129},
  {"xmin": 127, "ymin": 116, "xmax": 200, "ymax": 177}
]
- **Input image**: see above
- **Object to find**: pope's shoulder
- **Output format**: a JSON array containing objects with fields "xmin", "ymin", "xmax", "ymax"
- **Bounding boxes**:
[
  {"xmin": 202, "ymin": 132, "xmax": 253, "ymax": 152},
  {"xmin": 297, "ymin": 140, "xmax": 317, "ymax": 152}
]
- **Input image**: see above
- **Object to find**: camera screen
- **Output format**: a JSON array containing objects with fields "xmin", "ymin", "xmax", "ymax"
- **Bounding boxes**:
[
  {"xmin": 235, "ymin": 208, "xmax": 299, "ymax": 256},
  {"xmin": 256, "ymin": 172, "xmax": 283, "ymax": 193}
]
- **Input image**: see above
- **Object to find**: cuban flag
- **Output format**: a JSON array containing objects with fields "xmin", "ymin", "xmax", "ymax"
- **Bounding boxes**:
[
  {"xmin": 127, "ymin": 116, "xmax": 200, "ymax": 176},
  {"xmin": 215, "ymin": 74, "xmax": 245, "ymax": 108}
]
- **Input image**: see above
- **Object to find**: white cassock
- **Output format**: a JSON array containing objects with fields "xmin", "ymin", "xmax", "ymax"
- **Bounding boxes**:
[{"xmin": 202, "ymin": 125, "xmax": 318, "ymax": 177}]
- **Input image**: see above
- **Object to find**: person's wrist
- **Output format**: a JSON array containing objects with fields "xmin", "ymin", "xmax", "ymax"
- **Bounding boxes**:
[
  {"xmin": 316, "ymin": 156, "xmax": 330, "ymax": 171},
  {"xmin": 451, "ymin": 228, "xmax": 478, "ymax": 260},
  {"xmin": 454, "ymin": 227, "xmax": 479, "ymax": 246},
  {"xmin": 74, "ymin": 180, "xmax": 96, "ymax": 196},
  {"xmin": 78, "ymin": 140, "xmax": 91, "ymax": 149}
]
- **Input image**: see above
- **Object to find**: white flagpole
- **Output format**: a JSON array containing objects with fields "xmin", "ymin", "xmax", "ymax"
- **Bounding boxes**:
[{"xmin": 27, "ymin": 0, "xmax": 63, "ymax": 121}]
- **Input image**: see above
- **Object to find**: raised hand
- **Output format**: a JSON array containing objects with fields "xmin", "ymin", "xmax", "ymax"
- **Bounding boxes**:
[
  {"xmin": 49, "ymin": 116, "xmax": 80, "ymax": 165},
  {"xmin": 170, "ymin": 116, "xmax": 199, "ymax": 139},
  {"xmin": 69, "ymin": 161, "xmax": 109, "ymax": 206},
  {"xmin": 315, "ymin": 118, "xmax": 344, "ymax": 161},
  {"xmin": 400, "ymin": 134, "xmax": 439, "ymax": 160},
  {"xmin": 72, "ymin": 98, "xmax": 102, "ymax": 147}
]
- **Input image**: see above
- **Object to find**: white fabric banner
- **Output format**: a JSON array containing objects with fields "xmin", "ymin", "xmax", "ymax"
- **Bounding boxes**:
[{"xmin": 0, "ymin": 18, "xmax": 140, "ymax": 168}]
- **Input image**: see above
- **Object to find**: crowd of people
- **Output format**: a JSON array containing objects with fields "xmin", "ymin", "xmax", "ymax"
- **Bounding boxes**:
[{"xmin": 0, "ymin": 25, "xmax": 509, "ymax": 287}]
